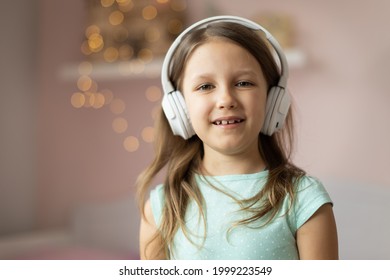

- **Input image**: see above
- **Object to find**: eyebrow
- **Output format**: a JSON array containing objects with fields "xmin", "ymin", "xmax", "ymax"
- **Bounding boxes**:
[
  {"xmin": 190, "ymin": 69, "xmax": 260, "ymax": 80},
  {"xmin": 233, "ymin": 69, "xmax": 260, "ymax": 77}
]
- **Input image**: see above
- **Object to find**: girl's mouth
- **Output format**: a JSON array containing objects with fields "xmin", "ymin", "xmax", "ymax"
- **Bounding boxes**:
[{"xmin": 212, "ymin": 119, "xmax": 244, "ymax": 125}]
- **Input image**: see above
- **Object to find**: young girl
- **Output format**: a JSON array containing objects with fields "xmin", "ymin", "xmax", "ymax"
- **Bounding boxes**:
[{"xmin": 137, "ymin": 16, "xmax": 338, "ymax": 260}]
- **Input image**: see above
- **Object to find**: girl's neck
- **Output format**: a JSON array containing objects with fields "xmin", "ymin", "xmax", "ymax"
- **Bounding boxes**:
[{"xmin": 201, "ymin": 147, "xmax": 266, "ymax": 176}]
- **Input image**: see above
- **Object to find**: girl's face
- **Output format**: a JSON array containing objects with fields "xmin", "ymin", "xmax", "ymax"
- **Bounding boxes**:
[{"xmin": 182, "ymin": 38, "xmax": 268, "ymax": 158}]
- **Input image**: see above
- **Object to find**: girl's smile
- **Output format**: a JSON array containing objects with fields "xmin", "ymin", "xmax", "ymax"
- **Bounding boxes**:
[{"xmin": 211, "ymin": 116, "xmax": 245, "ymax": 127}]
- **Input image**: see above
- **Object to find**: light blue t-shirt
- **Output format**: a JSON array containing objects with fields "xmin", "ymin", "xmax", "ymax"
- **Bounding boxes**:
[{"xmin": 150, "ymin": 171, "xmax": 332, "ymax": 260}]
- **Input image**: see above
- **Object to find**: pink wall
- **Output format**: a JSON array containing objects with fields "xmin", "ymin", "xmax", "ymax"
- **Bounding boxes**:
[
  {"xmin": 37, "ymin": 0, "xmax": 390, "ymax": 229},
  {"xmin": 38, "ymin": 0, "xmax": 159, "ymax": 227}
]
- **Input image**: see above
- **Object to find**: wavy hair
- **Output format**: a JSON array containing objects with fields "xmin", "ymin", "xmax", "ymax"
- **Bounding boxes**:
[{"xmin": 137, "ymin": 21, "xmax": 305, "ymax": 259}]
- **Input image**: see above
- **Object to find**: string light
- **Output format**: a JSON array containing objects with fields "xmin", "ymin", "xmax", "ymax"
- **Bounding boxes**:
[{"xmin": 71, "ymin": 0, "xmax": 188, "ymax": 152}]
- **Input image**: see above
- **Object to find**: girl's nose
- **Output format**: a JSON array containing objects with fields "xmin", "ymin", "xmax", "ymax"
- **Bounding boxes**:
[{"xmin": 216, "ymin": 87, "xmax": 237, "ymax": 109}]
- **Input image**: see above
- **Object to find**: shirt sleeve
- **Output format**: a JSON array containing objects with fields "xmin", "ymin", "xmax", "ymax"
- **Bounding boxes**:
[
  {"xmin": 290, "ymin": 176, "xmax": 333, "ymax": 233},
  {"xmin": 150, "ymin": 184, "xmax": 165, "ymax": 227}
]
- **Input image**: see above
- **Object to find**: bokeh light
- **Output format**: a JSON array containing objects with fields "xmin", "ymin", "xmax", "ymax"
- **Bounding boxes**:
[
  {"xmin": 88, "ymin": 33, "xmax": 104, "ymax": 52},
  {"xmin": 138, "ymin": 48, "xmax": 153, "ymax": 63},
  {"xmin": 101, "ymin": 89, "xmax": 114, "ymax": 105},
  {"xmin": 168, "ymin": 19, "xmax": 183, "ymax": 35},
  {"xmin": 123, "ymin": 136, "xmax": 139, "ymax": 152},
  {"xmin": 109, "ymin": 10, "xmax": 125, "ymax": 26},
  {"xmin": 91, "ymin": 93, "xmax": 105, "ymax": 109},
  {"xmin": 142, "ymin": 5, "xmax": 158, "ymax": 20},
  {"xmin": 78, "ymin": 61, "xmax": 93, "ymax": 75},
  {"xmin": 116, "ymin": 0, "xmax": 132, "ymax": 5},
  {"xmin": 104, "ymin": 47, "xmax": 119, "ymax": 62},
  {"xmin": 141, "ymin": 126, "xmax": 155, "ymax": 143},
  {"xmin": 112, "ymin": 117, "xmax": 128, "ymax": 133},
  {"xmin": 118, "ymin": 45, "xmax": 134, "ymax": 60},
  {"xmin": 81, "ymin": 41, "xmax": 92, "ymax": 55},
  {"xmin": 117, "ymin": 0, "xmax": 134, "ymax": 12},
  {"xmin": 171, "ymin": 0, "xmax": 187, "ymax": 12},
  {"xmin": 145, "ymin": 86, "xmax": 162, "ymax": 102},
  {"xmin": 71, "ymin": 92, "xmax": 86, "ymax": 108},
  {"xmin": 109, "ymin": 98, "xmax": 126, "ymax": 114},
  {"xmin": 77, "ymin": 75, "xmax": 92, "ymax": 92},
  {"xmin": 101, "ymin": 0, "xmax": 115, "ymax": 8},
  {"xmin": 85, "ymin": 25, "xmax": 101, "ymax": 38}
]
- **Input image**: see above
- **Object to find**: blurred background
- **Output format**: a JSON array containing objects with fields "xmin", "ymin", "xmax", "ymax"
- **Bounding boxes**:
[{"xmin": 0, "ymin": 0, "xmax": 389, "ymax": 260}]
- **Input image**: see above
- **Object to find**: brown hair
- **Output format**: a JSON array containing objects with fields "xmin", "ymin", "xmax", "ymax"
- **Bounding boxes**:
[{"xmin": 137, "ymin": 21, "xmax": 305, "ymax": 259}]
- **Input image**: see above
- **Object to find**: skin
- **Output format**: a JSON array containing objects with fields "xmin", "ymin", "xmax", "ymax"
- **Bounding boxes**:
[
  {"xmin": 139, "ymin": 199, "xmax": 166, "ymax": 260},
  {"xmin": 140, "ymin": 38, "xmax": 338, "ymax": 260}
]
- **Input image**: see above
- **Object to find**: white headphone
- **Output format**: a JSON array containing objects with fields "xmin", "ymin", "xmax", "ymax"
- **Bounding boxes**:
[{"xmin": 161, "ymin": 15, "xmax": 291, "ymax": 139}]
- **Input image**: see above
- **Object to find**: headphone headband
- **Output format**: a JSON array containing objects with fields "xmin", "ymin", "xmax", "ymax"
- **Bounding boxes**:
[{"xmin": 161, "ymin": 15, "xmax": 289, "ymax": 95}]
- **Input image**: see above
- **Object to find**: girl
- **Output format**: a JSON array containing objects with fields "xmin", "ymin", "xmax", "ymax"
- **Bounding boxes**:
[{"xmin": 137, "ymin": 16, "xmax": 338, "ymax": 260}]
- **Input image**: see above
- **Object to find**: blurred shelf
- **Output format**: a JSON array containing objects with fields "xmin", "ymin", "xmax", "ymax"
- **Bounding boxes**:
[
  {"xmin": 284, "ymin": 48, "xmax": 307, "ymax": 68},
  {"xmin": 59, "ymin": 49, "xmax": 306, "ymax": 81},
  {"xmin": 59, "ymin": 58, "xmax": 163, "ymax": 81}
]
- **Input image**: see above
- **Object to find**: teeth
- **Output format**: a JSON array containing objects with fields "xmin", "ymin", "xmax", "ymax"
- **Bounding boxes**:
[{"xmin": 214, "ymin": 119, "xmax": 242, "ymax": 125}]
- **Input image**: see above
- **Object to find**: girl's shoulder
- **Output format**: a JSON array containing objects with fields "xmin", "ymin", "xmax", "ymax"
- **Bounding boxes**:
[
  {"xmin": 150, "ymin": 183, "xmax": 164, "ymax": 196},
  {"xmin": 295, "ymin": 174, "xmax": 323, "ymax": 187},
  {"xmin": 294, "ymin": 175, "xmax": 328, "ymax": 194},
  {"xmin": 288, "ymin": 175, "xmax": 333, "ymax": 232}
]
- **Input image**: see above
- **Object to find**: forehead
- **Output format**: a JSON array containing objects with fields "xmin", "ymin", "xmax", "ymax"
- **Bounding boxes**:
[
  {"xmin": 187, "ymin": 36, "xmax": 247, "ymax": 59},
  {"xmin": 184, "ymin": 38, "xmax": 263, "ymax": 76}
]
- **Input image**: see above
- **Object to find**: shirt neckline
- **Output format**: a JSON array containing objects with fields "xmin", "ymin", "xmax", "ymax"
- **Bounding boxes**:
[{"xmin": 195, "ymin": 169, "xmax": 269, "ymax": 182}]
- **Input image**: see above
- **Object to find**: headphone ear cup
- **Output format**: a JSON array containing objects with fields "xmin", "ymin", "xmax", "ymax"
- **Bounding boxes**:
[
  {"xmin": 161, "ymin": 90, "xmax": 195, "ymax": 139},
  {"xmin": 261, "ymin": 86, "xmax": 291, "ymax": 136}
]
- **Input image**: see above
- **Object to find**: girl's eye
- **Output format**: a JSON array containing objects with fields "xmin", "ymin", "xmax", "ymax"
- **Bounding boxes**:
[
  {"xmin": 196, "ymin": 84, "xmax": 214, "ymax": 91},
  {"xmin": 236, "ymin": 81, "xmax": 254, "ymax": 87}
]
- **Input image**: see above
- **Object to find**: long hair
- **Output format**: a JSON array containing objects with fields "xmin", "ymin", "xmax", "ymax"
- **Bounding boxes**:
[{"xmin": 137, "ymin": 21, "xmax": 305, "ymax": 259}]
